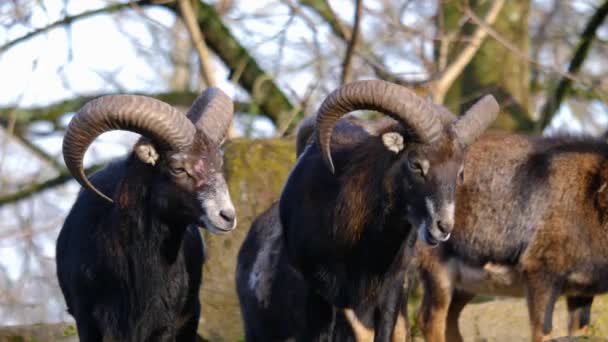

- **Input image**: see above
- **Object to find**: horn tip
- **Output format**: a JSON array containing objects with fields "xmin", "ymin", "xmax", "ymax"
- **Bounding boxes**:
[
  {"xmin": 323, "ymin": 154, "xmax": 336, "ymax": 174},
  {"xmin": 89, "ymin": 187, "xmax": 114, "ymax": 203},
  {"xmin": 481, "ymin": 95, "xmax": 500, "ymax": 115}
]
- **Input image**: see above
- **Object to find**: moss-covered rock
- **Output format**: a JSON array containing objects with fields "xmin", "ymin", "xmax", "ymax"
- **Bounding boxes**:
[
  {"xmin": 0, "ymin": 323, "xmax": 78, "ymax": 342},
  {"xmin": 197, "ymin": 138, "xmax": 296, "ymax": 341}
]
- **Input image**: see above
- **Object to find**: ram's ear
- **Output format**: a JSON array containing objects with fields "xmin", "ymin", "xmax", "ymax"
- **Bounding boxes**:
[
  {"xmin": 382, "ymin": 132, "xmax": 405, "ymax": 154},
  {"xmin": 134, "ymin": 138, "xmax": 160, "ymax": 165}
]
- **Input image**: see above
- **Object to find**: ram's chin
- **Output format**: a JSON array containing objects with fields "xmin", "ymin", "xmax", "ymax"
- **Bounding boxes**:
[
  {"xmin": 199, "ymin": 216, "xmax": 236, "ymax": 234},
  {"xmin": 418, "ymin": 224, "xmax": 440, "ymax": 247}
]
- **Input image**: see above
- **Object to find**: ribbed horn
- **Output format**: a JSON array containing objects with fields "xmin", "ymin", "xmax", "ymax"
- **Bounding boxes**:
[
  {"xmin": 62, "ymin": 95, "xmax": 196, "ymax": 202},
  {"xmin": 315, "ymin": 80, "xmax": 443, "ymax": 173},
  {"xmin": 185, "ymin": 87, "xmax": 234, "ymax": 144},
  {"xmin": 452, "ymin": 95, "xmax": 499, "ymax": 147}
]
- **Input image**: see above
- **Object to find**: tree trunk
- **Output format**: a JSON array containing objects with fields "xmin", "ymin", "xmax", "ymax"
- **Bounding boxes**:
[
  {"xmin": 197, "ymin": 138, "xmax": 297, "ymax": 341},
  {"xmin": 443, "ymin": 0, "xmax": 532, "ymax": 132}
]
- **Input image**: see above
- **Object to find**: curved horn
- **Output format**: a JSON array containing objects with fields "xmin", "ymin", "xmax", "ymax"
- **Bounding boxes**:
[
  {"xmin": 433, "ymin": 104, "xmax": 458, "ymax": 125},
  {"xmin": 185, "ymin": 87, "xmax": 234, "ymax": 144},
  {"xmin": 315, "ymin": 80, "xmax": 443, "ymax": 173},
  {"xmin": 452, "ymin": 95, "xmax": 499, "ymax": 147},
  {"xmin": 63, "ymin": 95, "xmax": 196, "ymax": 202}
]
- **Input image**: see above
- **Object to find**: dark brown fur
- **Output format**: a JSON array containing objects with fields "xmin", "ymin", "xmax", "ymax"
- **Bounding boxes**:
[
  {"xmin": 279, "ymin": 113, "xmax": 467, "ymax": 341},
  {"xmin": 417, "ymin": 132, "xmax": 608, "ymax": 342},
  {"xmin": 56, "ymin": 131, "xmax": 234, "ymax": 342},
  {"xmin": 238, "ymin": 116, "xmax": 415, "ymax": 341}
]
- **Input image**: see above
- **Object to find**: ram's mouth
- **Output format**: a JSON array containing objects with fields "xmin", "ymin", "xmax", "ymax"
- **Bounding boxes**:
[
  {"xmin": 418, "ymin": 224, "xmax": 440, "ymax": 247},
  {"xmin": 199, "ymin": 215, "xmax": 236, "ymax": 234}
]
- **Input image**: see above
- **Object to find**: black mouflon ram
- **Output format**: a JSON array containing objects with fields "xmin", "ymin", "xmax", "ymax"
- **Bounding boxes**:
[
  {"xmin": 237, "ymin": 80, "xmax": 499, "ymax": 341},
  {"xmin": 416, "ymin": 132, "xmax": 608, "ymax": 342},
  {"xmin": 56, "ymin": 88, "xmax": 236, "ymax": 342}
]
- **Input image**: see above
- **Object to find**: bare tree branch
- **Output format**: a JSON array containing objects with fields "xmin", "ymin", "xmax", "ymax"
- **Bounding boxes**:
[
  {"xmin": 0, "ymin": 163, "xmax": 104, "ymax": 207},
  {"xmin": 0, "ymin": 91, "xmax": 251, "ymax": 129},
  {"xmin": 178, "ymin": 0, "xmax": 216, "ymax": 86},
  {"xmin": 0, "ymin": 1, "xmax": 147, "ymax": 54},
  {"xmin": 1, "ymin": 0, "xmax": 299, "ymax": 129},
  {"xmin": 165, "ymin": 1, "xmax": 300, "ymax": 129},
  {"xmin": 432, "ymin": 0, "xmax": 505, "ymax": 103},
  {"xmin": 537, "ymin": 0, "xmax": 608, "ymax": 130},
  {"xmin": 464, "ymin": 1, "xmax": 585, "ymax": 85},
  {"xmin": 298, "ymin": 0, "xmax": 425, "ymax": 88},
  {"xmin": 299, "ymin": 0, "xmax": 350, "ymax": 39},
  {"xmin": 341, "ymin": 0, "xmax": 362, "ymax": 85},
  {"xmin": 9, "ymin": 131, "xmax": 63, "ymax": 170}
]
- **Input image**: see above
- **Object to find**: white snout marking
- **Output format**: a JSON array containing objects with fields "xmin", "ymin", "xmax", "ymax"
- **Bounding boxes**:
[
  {"xmin": 199, "ymin": 176, "xmax": 237, "ymax": 234},
  {"xmin": 442, "ymin": 202, "xmax": 455, "ymax": 228},
  {"xmin": 424, "ymin": 198, "xmax": 454, "ymax": 242},
  {"xmin": 426, "ymin": 198, "xmax": 455, "ymax": 228},
  {"xmin": 382, "ymin": 132, "xmax": 404, "ymax": 153},
  {"xmin": 420, "ymin": 159, "xmax": 430, "ymax": 175},
  {"xmin": 169, "ymin": 153, "xmax": 188, "ymax": 161}
]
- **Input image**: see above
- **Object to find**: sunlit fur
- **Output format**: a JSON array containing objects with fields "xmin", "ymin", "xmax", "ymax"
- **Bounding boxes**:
[
  {"xmin": 56, "ymin": 131, "xmax": 234, "ymax": 342},
  {"xmin": 417, "ymin": 132, "xmax": 608, "ymax": 342}
]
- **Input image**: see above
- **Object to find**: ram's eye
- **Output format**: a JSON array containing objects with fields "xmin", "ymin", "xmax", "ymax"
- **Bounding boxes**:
[
  {"xmin": 172, "ymin": 167, "xmax": 188, "ymax": 176},
  {"xmin": 407, "ymin": 159, "xmax": 423, "ymax": 173}
]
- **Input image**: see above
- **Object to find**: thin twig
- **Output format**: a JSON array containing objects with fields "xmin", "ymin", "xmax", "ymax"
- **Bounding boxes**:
[
  {"xmin": 432, "ymin": 0, "xmax": 505, "ymax": 103},
  {"xmin": 0, "ymin": 1, "xmax": 149, "ymax": 54},
  {"xmin": 0, "ymin": 164, "xmax": 105, "ymax": 207},
  {"xmin": 464, "ymin": 2, "xmax": 584, "ymax": 85},
  {"xmin": 178, "ymin": 0, "xmax": 216, "ymax": 86},
  {"xmin": 341, "ymin": 0, "xmax": 363, "ymax": 85},
  {"xmin": 537, "ymin": 0, "xmax": 608, "ymax": 130},
  {"xmin": 10, "ymin": 131, "xmax": 63, "ymax": 170}
]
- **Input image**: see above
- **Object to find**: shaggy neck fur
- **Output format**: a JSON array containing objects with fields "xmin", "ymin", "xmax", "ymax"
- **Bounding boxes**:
[{"xmin": 113, "ymin": 154, "xmax": 189, "ymax": 264}]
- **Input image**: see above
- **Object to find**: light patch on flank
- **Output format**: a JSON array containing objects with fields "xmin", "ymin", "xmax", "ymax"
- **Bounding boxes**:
[
  {"xmin": 382, "ymin": 132, "xmax": 404, "ymax": 153},
  {"xmin": 568, "ymin": 271, "xmax": 592, "ymax": 286},
  {"xmin": 483, "ymin": 262, "xmax": 516, "ymax": 285},
  {"xmin": 250, "ymin": 222, "xmax": 281, "ymax": 307},
  {"xmin": 425, "ymin": 198, "xmax": 436, "ymax": 217}
]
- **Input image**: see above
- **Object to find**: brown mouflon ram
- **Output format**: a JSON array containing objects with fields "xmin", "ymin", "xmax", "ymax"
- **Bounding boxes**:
[
  {"xmin": 416, "ymin": 131, "xmax": 608, "ymax": 342},
  {"xmin": 56, "ymin": 88, "xmax": 236, "ymax": 341},
  {"xmin": 237, "ymin": 80, "xmax": 498, "ymax": 341}
]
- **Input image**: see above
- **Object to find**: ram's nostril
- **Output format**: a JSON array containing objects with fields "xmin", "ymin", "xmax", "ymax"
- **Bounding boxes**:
[
  {"xmin": 437, "ymin": 220, "xmax": 450, "ymax": 234},
  {"xmin": 220, "ymin": 209, "xmax": 236, "ymax": 224}
]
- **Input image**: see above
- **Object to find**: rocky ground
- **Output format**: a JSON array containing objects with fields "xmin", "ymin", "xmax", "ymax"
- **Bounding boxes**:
[
  {"xmin": 411, "ymin": 295, "xmax": 608, "ymax": 342},
  {"xmin": 2, "ymin": 295, "xmax": 606, "ymax": 341},
  {"xmin": 458, "ymin": 296, "xmax": 608, "ymax": 341}
]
